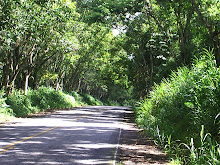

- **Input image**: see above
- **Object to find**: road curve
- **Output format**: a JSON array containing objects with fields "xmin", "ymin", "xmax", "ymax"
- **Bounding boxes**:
[{"xmin": 0, "ymin": 106, "xmax": 131, "ymax": 165}]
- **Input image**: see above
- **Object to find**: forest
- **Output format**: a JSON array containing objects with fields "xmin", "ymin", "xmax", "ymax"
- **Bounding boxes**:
[{"xmin": 0, "ymin": 0, "xmax": 219, "ymax": 164}]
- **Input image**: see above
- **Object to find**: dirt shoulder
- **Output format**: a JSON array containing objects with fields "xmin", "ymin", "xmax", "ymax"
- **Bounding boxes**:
[{"xmin": 120, "ymin": 110, "xmax": 169, "ymax": 165}]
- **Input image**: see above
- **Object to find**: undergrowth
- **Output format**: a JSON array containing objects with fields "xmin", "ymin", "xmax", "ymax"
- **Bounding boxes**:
[
  {"xmin": 81, "ymin": 93, "xmax": 103, "ymax": 106},
  {"xmin": 2, "ymin": 87, "xmax": 104, "ymax": 118},
  {"xmin": 135, "ymin": 50, "xmax": 220, "ymax": 164},
  {"xmin": 0, "ymin": 90, "xmax": 14, "ymax": 121},
  {"xmin": 6, "ymin": 87, "xmax": 78, "ymax": 117}
]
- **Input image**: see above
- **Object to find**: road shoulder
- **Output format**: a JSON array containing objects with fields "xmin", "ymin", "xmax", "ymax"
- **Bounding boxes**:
[{"xmin": 120, "ymin": 109, "xmax": 169, "ymax": 165}]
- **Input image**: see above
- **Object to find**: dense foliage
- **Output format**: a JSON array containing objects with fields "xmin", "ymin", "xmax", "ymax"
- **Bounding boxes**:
[
  {"xmin": 0, "ymin": 0, "xmax": 219, "ymax": 163},
  {"xmin": 0, "ymin": 90, "xmax": 13, "ymax": 121},
  {"xmin": 5, "ymin": 87, "xmax": 76, "ymax": 117},
  {"xmin": 1, "ymin": 0, "xmax": 219, "ymax": 99},
  {"xmin": 1, "ymin": 87, "xmax": 103, "ymax": 118},
  {"xmin": 75, "ymin": 0, "xmax": 219, "ymax": 97},
  {"xmin": 0, "ymin": 0, "xmax": 132, "ymax": 103},
  {"xmin": 135, "ymin": 51, "xmax": 220, "ymax": 164}
]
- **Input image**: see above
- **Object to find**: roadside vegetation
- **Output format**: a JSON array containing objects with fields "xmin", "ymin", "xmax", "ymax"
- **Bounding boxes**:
[
  {"xmin": 0, "ymin": 86, "xmax": 132, "ymax": 122},
  {"xmin": 0, "ymin": 87, "xmax": 105, "ymax": 120},
  {"xmin": 0, "ymin": 0, "xmax": 219, "ymax": 163},
  {"xmin": 135, "ymin": 51, "xmax": 220, "ymax": 164},
  {"xmin": 0, "ymin": 90, "xmax": 14, "ymax": 122}
]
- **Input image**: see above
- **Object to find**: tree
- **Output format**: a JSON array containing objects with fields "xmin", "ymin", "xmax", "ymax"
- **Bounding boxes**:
[
  {"xmin": 191, "ymin": 0, "xmax": 220, "ymax": 66},
  {"xmin": 0, "ymin": 0, "xmax": 78, "ymax": 95}
]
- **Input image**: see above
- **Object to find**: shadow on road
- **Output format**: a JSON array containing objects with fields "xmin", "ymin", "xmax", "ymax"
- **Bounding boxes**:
[{"xmin": 0, "ymin": 106, "xmax": 129, "ymax": 165}]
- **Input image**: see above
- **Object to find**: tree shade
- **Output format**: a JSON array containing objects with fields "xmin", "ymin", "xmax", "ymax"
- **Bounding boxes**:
[{"xmin": 0, "ymin": 0, "xmax": 219, "ymax": 100}]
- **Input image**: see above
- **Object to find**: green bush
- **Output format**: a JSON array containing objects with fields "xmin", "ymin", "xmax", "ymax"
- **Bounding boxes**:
[
  {"xmin": 70, "ymin": 91, "xmax": 85, "ymax": 106},
  {"xmin": 81, "ymin": 93, "xmax": 103, "ymax": 105},
  {"xmin": 103, "ymin": 99, "xmax": 121, "ymax": 106},
  {"xmin": 4, "ymin": 87, "xmax": 105, "ymax": 118},
  {"xmin": 6, "ymin": 87, "xmax": 77, "ymax": 117},
  {"xmin": 0, "ymin": 90, "xmax": 14, "ymax": 121},
  {"xmin": 28, "ymin": 87, "xmax": 76, "ymax": 109},
  {"xmin": 135, "ymin": 50, "xmax": 220, "ymax": 164},
  {"xmin": 6, "ymin": 90, "xmax": 37, "ymax": 117}
]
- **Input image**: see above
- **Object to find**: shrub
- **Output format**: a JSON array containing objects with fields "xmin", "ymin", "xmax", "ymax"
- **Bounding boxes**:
[
  {"xmin": 6, "ymin": 90, "xmax": 37, "ymax": 117},
  {"xmin": 4, "ymin": 87, "xmax": 105, "ymax": 118},
  {"xmin": 103, "ymin": 99, "xmax": 121, "ymax": 106},
  {"xmin": 6, "ymin": 87, "xmax": 77, "ymax": 117},
  {"xmin": 81, "ymin": 93, "xmax": 103, "ymax": 105},
  {"xmin": 135, "ymin": 50, "xmax": 220, "ymax": 164},
  {"xmin": 0, "ymin": 90, "xmax": 14, "ymax": 121},
  {"xmin": 28, "ymin": 87, "xmax": 76, "ymax": 109},
  {"xmin": 70, "ymin": 91, "xmax": 84, "ymax": 106}
]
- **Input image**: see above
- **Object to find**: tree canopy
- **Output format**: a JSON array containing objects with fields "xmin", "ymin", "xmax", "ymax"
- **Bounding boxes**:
[
  {"xmin": 1, "ymin": 1, "xmax": 219, "ymax": 164},
  {"xmin": 0, "ymin": 0, "xmax": 219, "ymax": 100}
]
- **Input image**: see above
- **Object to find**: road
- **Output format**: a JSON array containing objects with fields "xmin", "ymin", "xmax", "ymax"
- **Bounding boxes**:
[{"xmin": 0, "ymin": 106, "xmax": 131, "ymax": 165}]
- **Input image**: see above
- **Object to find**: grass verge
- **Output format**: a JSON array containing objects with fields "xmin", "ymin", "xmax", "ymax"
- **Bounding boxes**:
[{"xmin": 135, "ymin": 50, "xmax": 220, "ymax": 164}]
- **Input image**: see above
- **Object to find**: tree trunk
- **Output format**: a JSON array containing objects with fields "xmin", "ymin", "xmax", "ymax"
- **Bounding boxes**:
[
  {"xmin": 24, "ymin": 74, "xmax": 30, "ymax": 95},
  {"xmin": 150, "ymin": 50, "xmax": 154, "ymax": 88},
  {"xmin": 77, "ymin": 78, "xmax": 82, "ymax": 92},
  {"xmin": 55, "ymin": 78, "xmax": 60, "ymax": 91},
  {"xmin": 3, "ymin": 61, "xmax": 20, "ymax": 96},
  {"xmin": 31, "ymin": 70, "xmax": 38, "ymax": 89}
]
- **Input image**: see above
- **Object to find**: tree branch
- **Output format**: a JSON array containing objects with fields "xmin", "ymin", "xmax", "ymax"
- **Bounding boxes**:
[{"xmin": 191, "ymin": 0, "xmax": 213, "ymax": 34}]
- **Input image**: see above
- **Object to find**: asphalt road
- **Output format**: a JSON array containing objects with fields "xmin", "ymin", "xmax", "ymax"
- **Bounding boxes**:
[{"xmin": 0, "ymin": 106, "xmax": 131, "ymax": 165}]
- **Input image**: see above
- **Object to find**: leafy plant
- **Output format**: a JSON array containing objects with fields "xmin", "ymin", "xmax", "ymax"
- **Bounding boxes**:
[
  {"xmin": 6, "ymin": 87, "xmax": 77, "ymax": 117},
  {"xmin": 135, "ymin": 50, "xmax": 220, "ymax": 164},
  {"xmin": 70, "ymin": 91, "xmax": 85, "ymax": 106},
  {"xmin": 81, "ymin": 93, "xmax": 103, "ymax": 106},
  {"xmin": 6, "ymin": 90, "xmax": 36, "ymax": 117},
  {"xmin": 28, "ymin": 87, "xmax": 76, "ymax": 110},
  {"xmin": 182, "ymin": 126, "xmax": 220, "ymax": 164},
  {"xmin": 0, "ymin": 90, "xmax": 13, "ymax": 121}
]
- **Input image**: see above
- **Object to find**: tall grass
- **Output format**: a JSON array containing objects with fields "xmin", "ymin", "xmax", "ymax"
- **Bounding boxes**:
[{"xmin": 135, "ymin": 50, "xmax": 220, "ymax": 164}]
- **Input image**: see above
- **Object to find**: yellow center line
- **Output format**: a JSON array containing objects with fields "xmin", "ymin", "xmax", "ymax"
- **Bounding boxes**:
[
  {"xmin": 0, "ymin": 146, "xmax": 16, "ymax": 155},
  {"xmin": 0, "ymin": 114, "xmax": 89, "ymax": 155},
  {"xmin": 0, "ymin": 126, "xmax": 59, "ymax": 154},
  {"xmin": 74, "ymin": 114, "xmax": 88, "ymax": 120}
]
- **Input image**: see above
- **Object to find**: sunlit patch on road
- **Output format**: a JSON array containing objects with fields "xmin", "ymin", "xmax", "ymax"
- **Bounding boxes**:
[{"xmin": 0, "ymin": 106, "xmax": 131, "ymax": 165}]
